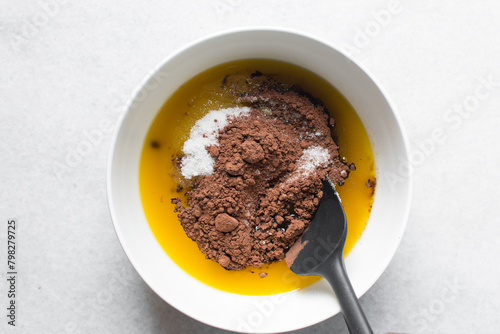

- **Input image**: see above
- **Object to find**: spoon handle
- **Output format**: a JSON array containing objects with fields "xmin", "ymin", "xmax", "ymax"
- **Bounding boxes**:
[{"xmin": 321, "ymin": 253, "xmax": 374, "ymax": 334}]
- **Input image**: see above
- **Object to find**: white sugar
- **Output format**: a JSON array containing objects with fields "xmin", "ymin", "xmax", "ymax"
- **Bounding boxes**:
[
  {"xmin": 180, "ymin": 107, "xmax": 251, "ymax": 179},
  {"xmin": 281, "ymin": 146, "xmax": 331, "ymax": 186},
  {"xmin": 297, "ymin": 146, "xmax": 331, "ymax": 173}
]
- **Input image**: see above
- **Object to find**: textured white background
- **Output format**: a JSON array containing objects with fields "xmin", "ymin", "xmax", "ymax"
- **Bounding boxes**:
[{"xmin": 1, "ymin": 0, "xmax": 500, "ymax": 333}]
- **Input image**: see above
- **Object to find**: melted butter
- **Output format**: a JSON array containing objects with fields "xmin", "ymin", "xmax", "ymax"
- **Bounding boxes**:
[{"xmin": 139, "ymin": 59, "xmax": 375, "ymax": 295}]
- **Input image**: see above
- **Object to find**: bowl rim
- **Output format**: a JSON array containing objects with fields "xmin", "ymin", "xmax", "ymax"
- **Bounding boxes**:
[{"xmin": 107, "ymin": 26, "xmax": 412, "ymax": 333}]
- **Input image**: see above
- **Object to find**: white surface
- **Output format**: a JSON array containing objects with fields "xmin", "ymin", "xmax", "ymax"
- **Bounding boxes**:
[
  {"xmin": 1, "ymin": 1, "xmax": 499, "ymax": 333},
  {"xmin": 107, "ymin": 28, "xmax": 411, "ymax": 333}
]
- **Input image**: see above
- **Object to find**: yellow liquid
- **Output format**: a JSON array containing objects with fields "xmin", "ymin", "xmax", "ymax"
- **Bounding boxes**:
[{"xmin": 139, "ymin": 59, "xmax": 375, "ymax": 295}]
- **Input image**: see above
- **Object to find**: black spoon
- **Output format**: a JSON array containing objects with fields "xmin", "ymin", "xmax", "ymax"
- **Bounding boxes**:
[{"xmin": 285, "ymin": 176, "xmax": 374, "ymax": 334}]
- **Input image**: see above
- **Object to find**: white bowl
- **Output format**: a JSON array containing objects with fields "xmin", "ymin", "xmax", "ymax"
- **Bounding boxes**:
[{"xmin": 107, "ymin": 27, "xmax": 412, "ymax": 333}]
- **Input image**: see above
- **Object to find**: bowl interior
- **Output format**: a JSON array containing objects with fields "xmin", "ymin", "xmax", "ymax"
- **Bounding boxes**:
[{"xmin": 107, "ymin": 28, "xmax": 411, "ymax": 333}]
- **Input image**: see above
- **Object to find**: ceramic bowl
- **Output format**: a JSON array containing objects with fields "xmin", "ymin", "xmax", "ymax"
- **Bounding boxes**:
[{"xmin": 107, "ymin": 27, "xmax": 412, "ymax": 333}]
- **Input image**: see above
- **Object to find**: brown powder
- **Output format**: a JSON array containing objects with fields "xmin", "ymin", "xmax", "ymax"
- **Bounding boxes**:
[
  {"xmin": 285, "ymin": 237, "xmax": 308, "ymax": 268},
  {"xmin": 172, "ymin": 75, "xmax": 349, "ymax": 270}
]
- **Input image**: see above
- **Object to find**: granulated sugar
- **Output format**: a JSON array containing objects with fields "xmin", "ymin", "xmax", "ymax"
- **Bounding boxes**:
[
  {"xmin": 297, "ymin": 146, "xmax": 331, "ymax": 174},
  {"xmin": 282, "ymin": 146, "xmax": 331, "ymax": 186},
  {"xmin": 181, "ymin": 107, "xmax": 251, "ymax": 179}
]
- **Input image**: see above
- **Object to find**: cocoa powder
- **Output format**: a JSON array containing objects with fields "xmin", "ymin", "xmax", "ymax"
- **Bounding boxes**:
[{"xmin": 173, "ymin": 75, "xmax": 350, "ymax": 270}]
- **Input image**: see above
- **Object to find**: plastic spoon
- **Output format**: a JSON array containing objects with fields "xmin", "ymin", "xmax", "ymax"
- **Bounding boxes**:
[{"xmin": 285, "ymin": 176, "xmax": 373, "ymax": 334}]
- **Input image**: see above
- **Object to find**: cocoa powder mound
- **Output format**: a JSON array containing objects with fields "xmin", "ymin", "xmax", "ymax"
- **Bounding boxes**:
[{"xmin": 173, "ymin": 75, "xmax": 350, "ymax": 270}]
